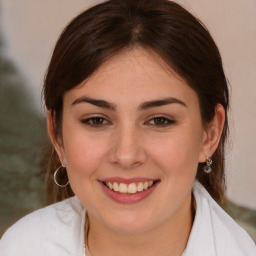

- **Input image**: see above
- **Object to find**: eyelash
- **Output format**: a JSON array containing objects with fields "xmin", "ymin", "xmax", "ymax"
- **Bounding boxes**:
[
  {"xmin": 81, "ymin": 117, "xmax": 109, "ymax": 127},
  {"xmin": 146, "ymin": 117, "xmax": 176, "ymax": 127},
  {"xmin": 81, "ymin": 116, "xmax": 175, "ymax": 128}
]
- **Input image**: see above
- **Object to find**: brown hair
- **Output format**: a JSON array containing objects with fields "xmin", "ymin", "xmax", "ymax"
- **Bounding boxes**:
[{"xmin": 43, "ymin": 0, "xmax": 229, "ymax": 203}]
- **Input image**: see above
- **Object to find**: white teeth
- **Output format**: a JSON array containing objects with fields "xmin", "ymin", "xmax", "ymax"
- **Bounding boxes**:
[
  {"xmin": 105, "ymin": 180, "xmax": 155, "ymax": 194},
  {"xmin": 143, "ymin": 181, "xmax": 149, "ymax": 190},
  {"xmin": 137, "ymin": 182, "xmax": 144, "ymax": 192},
  {"xmin": 113, "ymin": 182, "xmax": 119, "ymax": 192},
  {"xmin": 108, "ymin": 182, "xmax": 113, "ymax": 189},
  {"xmin": 128, "ymin": 183, "xmax": 137, "ymax": 194},
  {"xmin": 119, "ymin": 183, "xmax": 128, "ymax": 193}
]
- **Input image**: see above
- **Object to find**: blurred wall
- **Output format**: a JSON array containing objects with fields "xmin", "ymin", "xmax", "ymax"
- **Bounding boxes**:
[{"xmin": 1, "ymin": 0, "xmax": 256, "ymax": 208}]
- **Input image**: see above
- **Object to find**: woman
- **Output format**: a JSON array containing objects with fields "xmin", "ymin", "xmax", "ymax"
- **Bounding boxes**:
[{"xmin": 1, "ymin": 0, "xmax": 255, "ymax": 255}]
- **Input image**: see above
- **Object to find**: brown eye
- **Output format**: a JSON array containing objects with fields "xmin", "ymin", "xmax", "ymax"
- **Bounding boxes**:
[
  {"xmin": 91, "ymin": 117, "xmax": 104, "ymax": 125},
  {"xmin": 81, "ymin": 117, "xmax": 108, "ymax": 127},
  {"xmin": 147, "ymin": 117, "xmax": 175, "ymax": 127},
  {"xmin": 154, "ymin": 117, "xmax": 168, "ymax": 125}
]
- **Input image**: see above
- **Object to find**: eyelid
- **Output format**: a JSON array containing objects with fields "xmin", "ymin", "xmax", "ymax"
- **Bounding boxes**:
[
  {"xmin": 80, "ymin": 115, "xmax": 111, "ymax": 127},
  {"xmin": 80, "ymin": 114, "xmax": 176, "ymax": 128},
  {"xmin": 145, "ymin": 115, "xmax": 176, "ymax": 127}
]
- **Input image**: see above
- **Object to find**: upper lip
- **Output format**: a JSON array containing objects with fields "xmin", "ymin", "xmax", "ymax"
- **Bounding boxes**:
[{"xmin": 99, "ymin": 177, "xmax": 159, "ymax": 184}]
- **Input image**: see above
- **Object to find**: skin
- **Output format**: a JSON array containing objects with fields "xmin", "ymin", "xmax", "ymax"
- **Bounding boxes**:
[{"xmin": 48, "ymin": 48, "xmax": 225, "ymax": 256}]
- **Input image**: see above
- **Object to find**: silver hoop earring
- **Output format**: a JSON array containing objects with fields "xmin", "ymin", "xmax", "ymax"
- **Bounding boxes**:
[
  {"xmin": 203, "ymin": 157, "xmax": 212, "ymax": 173},
  {"xmin": 53, "ymin": 165, "xmax": 69, "ymax": 187}
]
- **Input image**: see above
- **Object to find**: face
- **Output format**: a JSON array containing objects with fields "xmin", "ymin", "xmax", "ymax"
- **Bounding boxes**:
[{"xmin": 53, "ymin": 48, "xmax": 210, "ymax": 234}]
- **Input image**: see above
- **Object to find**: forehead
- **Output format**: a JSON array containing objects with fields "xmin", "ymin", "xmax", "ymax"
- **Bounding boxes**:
[{"xmin": 64, "ymin": 48, "xmax": 199, "ymax": 108}]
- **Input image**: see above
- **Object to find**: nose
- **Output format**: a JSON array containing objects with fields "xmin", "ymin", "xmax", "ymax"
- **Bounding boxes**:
[{"xmin": 108, "ymin": 125, "xmax": 147, "ymax": 170}]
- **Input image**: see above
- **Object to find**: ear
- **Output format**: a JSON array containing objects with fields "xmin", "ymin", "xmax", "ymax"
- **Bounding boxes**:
[
  {"xmin": 198, "ymin": 104, "xmax": 226, "ymax": 163},
  {"xmin": 47, "ymin": 111, "xmax": 67, "ymax": 166}
]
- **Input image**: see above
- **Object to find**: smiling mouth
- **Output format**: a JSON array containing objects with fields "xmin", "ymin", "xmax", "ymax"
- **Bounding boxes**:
[{"xmin": 101, "ymin": 180, "xmax": 159, "ymax": 194}]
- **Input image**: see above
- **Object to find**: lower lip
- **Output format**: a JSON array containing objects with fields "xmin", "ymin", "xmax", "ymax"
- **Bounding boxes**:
[{"xmin": 99, "ymin": 181, "xmax": 159, "ymax": 204}]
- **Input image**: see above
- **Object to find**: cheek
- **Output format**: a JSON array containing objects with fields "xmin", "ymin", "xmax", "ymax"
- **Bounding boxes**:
[
  {"xmin": 148, "ymin": 129, "xmax": 202, "ymax": 177},
  {"xmin": 61, "ymin": 122, "xmax": 108, "ymax": 179},
  {"xmin": 62, "ymin": 132, "xmax": 110, "ymax": 203}
]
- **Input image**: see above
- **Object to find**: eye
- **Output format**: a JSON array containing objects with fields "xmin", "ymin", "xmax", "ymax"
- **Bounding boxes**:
[
  {"xmin": 81, "ymin": 117, "xmax": 109, "ymax": 127},
  {"xmin": 146, "ymin": 117, "xmax": 175, "ymax": 127}
]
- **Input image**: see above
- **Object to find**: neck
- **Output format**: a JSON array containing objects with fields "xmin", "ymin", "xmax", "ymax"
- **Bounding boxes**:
[{"xmin": 86, "ymin": 194, "xmax": 194, "ymax": 256}]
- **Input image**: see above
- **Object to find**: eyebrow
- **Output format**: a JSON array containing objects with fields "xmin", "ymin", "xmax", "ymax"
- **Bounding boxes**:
[
  {"xmin": 71, "ymin": 96, "xmax": 187, "ymax": 110},
  {"xmin": 139, "ymin": 97, "xmax": 187, "ymax": 110},
  {"xmin": 72, "ymin": 97, "xmax": 116, "ymax": 110}
]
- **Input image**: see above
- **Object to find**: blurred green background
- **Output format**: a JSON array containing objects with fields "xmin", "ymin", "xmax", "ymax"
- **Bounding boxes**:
[
  {"xmin": 0, "ymin": 36, "xmax": 255, "ymax": 242},
  {"xmin": 0, "ymin": 37, "xmax": 48, "ymax": 236}
]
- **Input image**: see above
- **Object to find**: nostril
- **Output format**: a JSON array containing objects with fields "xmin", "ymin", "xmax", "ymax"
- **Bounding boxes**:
[{"xmin": 108, "ymin": 138, "xmax": 147, "ymax": 169}]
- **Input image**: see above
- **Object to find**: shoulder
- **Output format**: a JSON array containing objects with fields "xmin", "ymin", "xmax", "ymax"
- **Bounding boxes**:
[
  {"xmin": 187, "ymin": 181, "xmax": 256, "ymax": 255},
  {"xmin": 0, "ymin": 196, "xmax": 85, "ymax": 256}
]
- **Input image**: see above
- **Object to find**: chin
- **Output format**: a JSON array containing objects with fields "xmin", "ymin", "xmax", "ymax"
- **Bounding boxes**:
[{"xmin": 102, "ymin": 212, "xmax": 156, "ymax": 234}]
